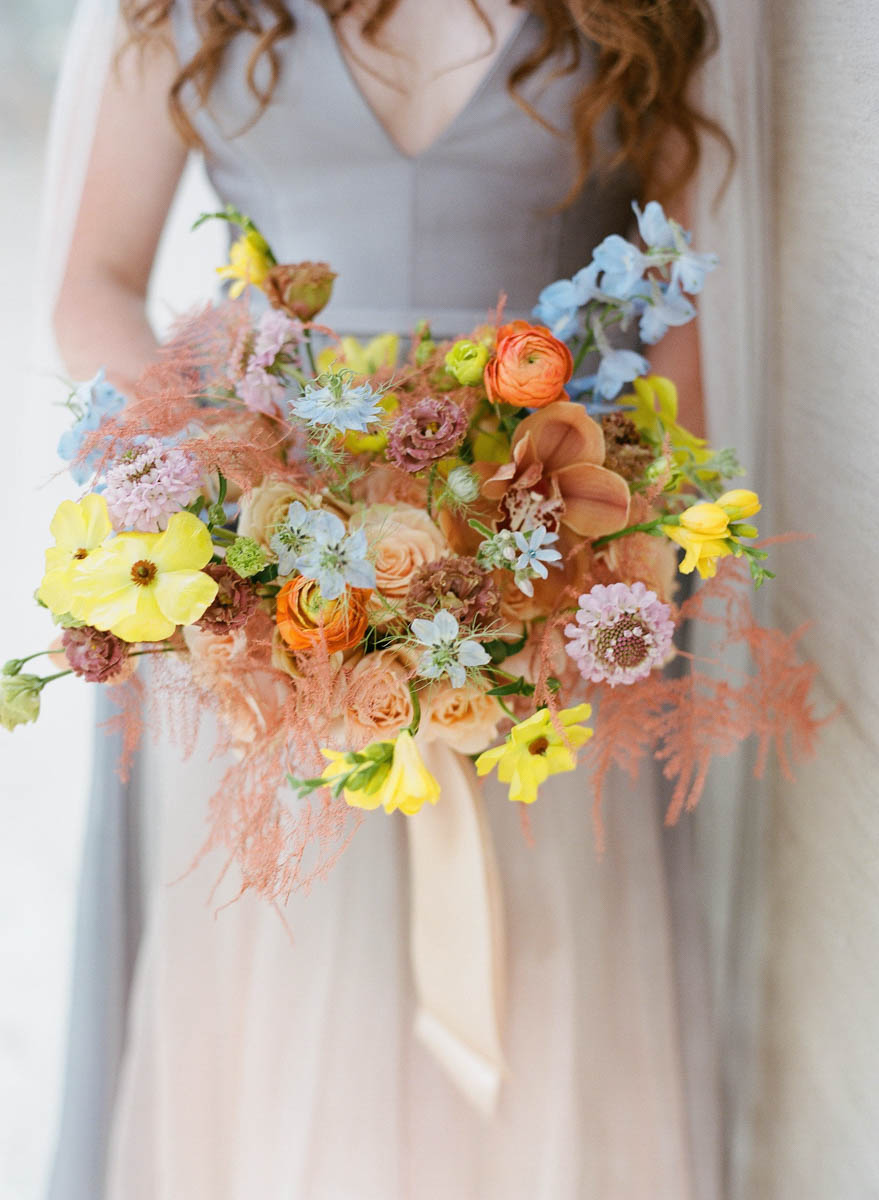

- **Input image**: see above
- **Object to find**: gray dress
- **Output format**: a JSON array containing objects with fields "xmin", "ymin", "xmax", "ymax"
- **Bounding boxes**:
[{"xmin": 48, "ymin": 5, "xmax": 720, "ymax": 1197}]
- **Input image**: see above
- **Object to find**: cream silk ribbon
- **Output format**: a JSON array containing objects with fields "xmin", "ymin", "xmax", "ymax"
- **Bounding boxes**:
[{"xmin": 406, "ymin": 738, "xmax": 507, "ymax": 1115}]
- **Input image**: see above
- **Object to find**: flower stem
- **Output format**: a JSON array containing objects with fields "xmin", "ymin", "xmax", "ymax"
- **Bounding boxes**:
[
  {"xmin": 591, "ymin": 519, "xmax": 665, "ymax": 550},
  {"xmin": 303, "ymin": 328, "xmax": 318, "ymax": 377},
  {"xmin": 426, "ymin": 464, "xmax": 438, "ymax": 520},
  {"xmin": 407, "ymin": 684, "xmax": 422, "ymax": 736}
]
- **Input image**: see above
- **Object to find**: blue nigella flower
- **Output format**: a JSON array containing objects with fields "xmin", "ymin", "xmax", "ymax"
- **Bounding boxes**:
[
  {"xmin": 411, "ymin": 609, "xmax": 490, "ymax": 690},
  {"xmin": 57, "ymin": 368, "xmax": 126, "ymax": 485},
  {"xmin": 293, "ymin": 510, "xmax": 376, "ymax": 600},
  {"xmin": 290, "ymin": 376, "xmax": 383, "ymax": 434}
]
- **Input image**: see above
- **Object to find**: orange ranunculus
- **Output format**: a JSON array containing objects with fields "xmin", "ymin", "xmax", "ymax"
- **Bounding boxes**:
[
  {"xmin": 276, "ymin": 577, "xmax": 371, "ymax": 653},
  {"xmin": 484, "ymin": 322, "xmax": 574, "ymax": 409}
]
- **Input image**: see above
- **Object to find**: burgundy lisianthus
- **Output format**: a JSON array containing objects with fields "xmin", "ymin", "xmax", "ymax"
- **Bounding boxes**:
[
  {"xmin": 62, "ymin": 626, "xmax": 127, "ymax": 682},
  {"xmin": 387, "ymin": 397, "xmax": 468, "ymax": 473},
  {"xmin": 195, "ymin": 564, "xmax": 258, "ymax": 634},
  {"xmin": 406, "ymin": 556, "xmax": 500, "ymax": 627}
]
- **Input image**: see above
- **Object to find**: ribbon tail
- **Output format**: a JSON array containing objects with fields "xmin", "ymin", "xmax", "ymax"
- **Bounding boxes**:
[{"xmin": 406, "ymin": 738, "xmax": 506, "ymax": 1116}]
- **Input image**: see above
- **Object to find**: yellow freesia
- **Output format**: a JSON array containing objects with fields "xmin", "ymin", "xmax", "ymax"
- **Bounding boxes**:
[
  {"xmin": 217, "ymin": 231, "xmax": 274, "ymax": 299},
  {"xmin": 316, "ymin": 333, "xmax": 399, "ymax": 377},
  {"xmin": 321, "ymin": 731, "xmax": 440, "ymax": 815},
  {"xmin": 476, "ymin": 704, "xmax": 593, "ymax": 804},
  {"xmin": 72, "ymin": 511, "xmax": 218, "ymax": 642},
  {"xmin": 623, "ymin": 375, "xmax": 711, "ymax": 470},
  {"xmin": 343, "ymin": 391, "xmax": 400, "ymax": 454},
  {"xmin": 717, "ymin": 489, "xmax": 761, "ymax": 519},
  {"xmin": 678, "ymin": 501, "xmax": 730, "ymax": 538},
  {"xmin": 661, "ymin": 524, "xmax": 733, "ymax": 579},
  {"xmin": 39, "ymin": 494, "xmax": 113, "ymax": 617}
]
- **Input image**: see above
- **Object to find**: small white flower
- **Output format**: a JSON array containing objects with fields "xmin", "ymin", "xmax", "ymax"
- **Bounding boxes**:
[{"xmin": 412, "ymin": 609, "xmax": 489, "ymax": 688}]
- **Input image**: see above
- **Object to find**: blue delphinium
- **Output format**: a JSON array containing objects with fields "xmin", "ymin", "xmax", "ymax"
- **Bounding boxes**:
[
  {"xmin": 637, "ymin": 279, "xmax": 696, "ymax": 345},
  {"xmin": 532, "ymin": 263, "xmax": 600, "ymax": 339},
  {"xmin": 57, "ymin": 369, "xmax": 126, "ymax": 485},
  {"xmin": 591, "ymin": 234, "xmax": 649, "ymax": 300},
  {"xmin": 594, "ymin": 348, "xmax": 651, "ymax": 400}
]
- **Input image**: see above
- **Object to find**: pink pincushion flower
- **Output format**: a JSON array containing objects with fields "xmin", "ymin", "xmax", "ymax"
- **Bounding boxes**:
[
  {"xmin": 104, "ymin": 438, "xmax": 202, "ymax": 532},
  {"xmin": 564, "ymin": 581, "xmax": 674, "ymax": 687},
  {"xmin": 195, "ymin": 563, "xmax": 259, "ymax": 633},
  {"xmin": 61, "ymin": 625, "xmax": 127, "ymax": 682},
  {"xmin": 387, "ymin": 397, "xmax": 468, "ymax": 473}
]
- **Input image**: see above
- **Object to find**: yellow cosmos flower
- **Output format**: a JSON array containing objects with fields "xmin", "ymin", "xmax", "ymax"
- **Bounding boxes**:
[
  {"xmin": 217, "ymin": 231, "xmax": 274, "ymax": 299},
  {"xmin": 73, "ymin": 511, "xmax": 218, "ymax": 642},
  {"xmin": 476, "ymin": 704, "xmax": 593, "ymax": 804},
  {"xmin": 343, "ymin": 391, "xmax": 400, "ymax": 454},
  {"xmin": 39, "ymin": 494, "xmax": 113, "ymax": 617},
  {"xmin": 316, "ymin": 333, "xmax": 400, "ymax": 377},
  {"xmin": 321, "ymin": 730, "xmax": 440, "ymax": 815}
]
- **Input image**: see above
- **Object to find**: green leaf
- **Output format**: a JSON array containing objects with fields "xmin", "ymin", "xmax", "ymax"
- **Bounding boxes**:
[
  {"xmin": 487, "ymin": 677, "xmax": 535, "ymax": 698},
  {"xmin": 483, "ymin": 630, "xmax": 528, "ymax": 664}
]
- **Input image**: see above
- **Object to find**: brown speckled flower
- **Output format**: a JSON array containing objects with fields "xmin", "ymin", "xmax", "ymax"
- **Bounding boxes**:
[
  {"xmin": 406, "ymin": 556, "xmax": 500, "ymax": 626},
  {"xmin": 387, "ymin": 397, "xmax": 468, "ymax": 473},
  {"xmin": 195, "ymin": 563, "xmax": 258, "ymax": 634}
]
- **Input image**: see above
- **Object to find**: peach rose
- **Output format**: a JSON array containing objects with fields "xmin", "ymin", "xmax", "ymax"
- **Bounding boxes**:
[
  {"xmin": 484, "ymin": 322, "xmax": 574, "ymax": 409},
  {"xmin": 351, "ymin": 463, "xmax": 429, "ymax": 508},
  {"xmin": 344, "ymin": 648, "xmax": 415, "ymax": 745},
  {"xmin": 420, "ymin": 680, "xmax": 503, "ymax": 755},
  {"xmin": 276, "ymin": 577, "xmax": 371, "ymax": 654},
  {"xmin": 183, "ymin": 625, "xmax": 287, "ymax": 745},
  {"xmin": 351, "ymin": 504, "xmax": 448, "ymax": 620}
]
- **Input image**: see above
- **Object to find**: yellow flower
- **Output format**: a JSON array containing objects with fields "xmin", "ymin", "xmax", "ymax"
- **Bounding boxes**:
[
  {"xmin": 316, "ymin": 333, "xmax": 400, "ymax": 377},
  {"xmin": 475, "ymin": 704, "xmax": 593, "ymax": 805},
  {"xmin": 624, "ymin": 375, "xmax": 711, "ymax": 471},
  {"xmin": 717, "ymin": 489, "xmax": 761, "ymax": 519},
  {"xmin": 343, "ymin": 391, "xmax": 400, "ymax": 454},
  {"xmin": 661, "ymin": 524, "xmax": 733, "ymax": 579},
  {"xmin": 72, "ymin": 511, "xmax": 218, "ymax": 642},
  {"xmin": 39, "ymin": 494, "xmax": 113, "ymax": 617},
  {"xmin": 217, "ymin": 231, "xmax": 274, "ymax": 299},
  {"xmin": 321, "ymin": 730, "xmax": 440, "ymax": 816},
  {"xmin": 678, "ymin": 501, "xmax": 730, "ymax": 538},
  {"xmin": 469, "ymin": 402, "xmax": 511, "ymax": 464}
]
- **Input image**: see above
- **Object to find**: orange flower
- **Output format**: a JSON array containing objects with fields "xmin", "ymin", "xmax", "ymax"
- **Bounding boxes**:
[
  {"xmin": 481, "ymin": 401, "xmax": 631, "ymax": 540},
  {"xmin": 276, "ymin": 577, "xmax": 370, "ymax": 653},
  {"xmin": 484, "ymin": 322, "xmax": 573, "ymax": 409}
]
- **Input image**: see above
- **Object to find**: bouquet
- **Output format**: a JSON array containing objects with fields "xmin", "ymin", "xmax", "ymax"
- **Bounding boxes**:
[{"xmin": 4, "ymin": 202, "xmax": 821, "ymax": 894}]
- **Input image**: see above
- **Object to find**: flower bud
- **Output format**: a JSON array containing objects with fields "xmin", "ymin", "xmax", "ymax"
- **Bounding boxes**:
[
  {"xmin": 225, "ymin": 536, "xmax": 268, "ymax": 579},
  {"xmin": 263, "ymin": 261, "xmax": 337, "ymax": 321},
  {"xmin": 643, "ymin": 455, "xmax": 683, "ymax": 492},
  {"xmin": 717, "ymin": 489, "xmax": 761, "ymax": 519},
  {"xmin": 444, "ymin": 339, "xmax": 491, "ymax": 387},
  {"xmin": 678, "ymin": 502, "xmax": 730, "ymax": 537},
  {"xmin": 445, "ymin": 465, "xmax": 481, "ymax": 504},
  {"xmin": 0, "ymin": 673, "xmax": 42, "ymax": 731}
]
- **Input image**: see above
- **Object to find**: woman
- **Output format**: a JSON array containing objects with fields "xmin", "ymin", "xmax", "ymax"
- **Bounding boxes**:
[{"xmin": 47, "ymin": 1, "xmax": 728, "ymax": 1196}]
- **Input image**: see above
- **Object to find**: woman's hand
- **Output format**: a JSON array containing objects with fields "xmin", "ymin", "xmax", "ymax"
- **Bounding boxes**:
[{"xmin": 53, "ymin": 21, "xmax": 187, "ymax": 392}]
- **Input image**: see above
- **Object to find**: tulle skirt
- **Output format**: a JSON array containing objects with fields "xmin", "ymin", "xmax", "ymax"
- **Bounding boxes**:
[{"xmin": 66, "ymin": 704, "xmax": 722, "ymax": 1199}]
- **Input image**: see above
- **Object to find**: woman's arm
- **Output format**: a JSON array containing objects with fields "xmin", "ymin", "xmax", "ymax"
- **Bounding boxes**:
[
  {"xmin": 53, "ymin": 24, "xmax": 188, "ymax": 392},
  {"xmin": 646, "ymin": 316, "xmax": 705, "ymax": 439}
]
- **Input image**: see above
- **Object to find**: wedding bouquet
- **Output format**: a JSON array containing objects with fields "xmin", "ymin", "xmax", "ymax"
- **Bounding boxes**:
[{"xmin": 4, "ymin": 202, "xmax": 821, "ymax": 892}]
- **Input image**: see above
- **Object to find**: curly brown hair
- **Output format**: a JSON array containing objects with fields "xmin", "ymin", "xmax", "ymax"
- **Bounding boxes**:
[{"xmin": 122, "ymin": 0, "xmax": 731, "ymax": 204}]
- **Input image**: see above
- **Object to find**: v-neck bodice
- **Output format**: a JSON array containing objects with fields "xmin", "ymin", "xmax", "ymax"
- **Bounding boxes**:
[{"xmin": 172, "ymin": 1, "xmax": 639, "ymax": 336}]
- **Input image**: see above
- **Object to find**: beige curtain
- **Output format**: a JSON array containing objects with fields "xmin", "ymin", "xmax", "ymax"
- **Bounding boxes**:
[{"xmin": 697, "ymin": 1, "xmax": 879, "ymax": 1196}]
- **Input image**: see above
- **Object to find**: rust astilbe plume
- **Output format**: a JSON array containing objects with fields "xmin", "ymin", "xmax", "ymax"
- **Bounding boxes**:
[{"xmin": 122, "ymin": 0, "xmax": 733, "ymax": 206}]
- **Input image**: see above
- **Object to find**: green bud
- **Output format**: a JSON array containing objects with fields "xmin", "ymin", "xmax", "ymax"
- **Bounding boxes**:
[
  {"xmin": 415, "ymin": 338, "xmax": 437, "ymax": 367},
  {"xmin": 445, "ymin": 465, "xmax": 480, "ymax": 505},
  {"xmin": 644, "ymin": 455, "xmax": 683, "ymax": 492},
  {"xmin": 225, "ymin": 536, "xmax": 268, "ymax": 579},
  {"xmin": 0, "ymin": 674, "xmax": 43, "ymax": 731},
  {"xmin": 444, "ymin": 339, "xmax": 491, "ymax": 387}
]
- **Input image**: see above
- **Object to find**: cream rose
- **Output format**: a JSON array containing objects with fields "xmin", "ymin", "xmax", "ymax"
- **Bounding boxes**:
[
  {"xmin": 420, "ymin": 680, "xmax": 503, "ymax": 755},
  {"xmin": 344, "ymin": 648, "xmax": 415, "ymax": 746},
  {"xmin": 353, "ymin": 504, "xmax": 448, "ymax": 609},
  {"xmin": 238, "ymin": 481, "xmax": 307, "ymax": 552}
]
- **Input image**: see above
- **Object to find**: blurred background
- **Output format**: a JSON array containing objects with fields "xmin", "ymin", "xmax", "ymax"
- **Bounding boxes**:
[
  {"xmin": 1, "ymin": 4, "xmax": 219, "ymax": 1197},
  {"xmin": 1, "ymin": 2, "xmax": 878, "ymax": 1198}
]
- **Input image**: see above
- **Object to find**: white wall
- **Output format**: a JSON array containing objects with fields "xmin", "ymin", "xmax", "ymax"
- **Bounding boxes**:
[{"xmin": 748, "ymin": 3, "xmax": 879, "ymax": 1195}]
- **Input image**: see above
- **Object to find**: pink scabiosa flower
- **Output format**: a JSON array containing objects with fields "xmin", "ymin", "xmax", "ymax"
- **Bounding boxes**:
[
  {"xmin": 195, "ymin": 563, "xmax": 259, "ymax": 634},
  {"xmin": 104, "ymin": 438, "xmax": 202, "ymax": 532},
  {"xmin": 61, "ymin": 625, "xmax": 128, "ymax": 682},
  {"xmin": 387, "ymin": 397, "xmax": 468, "ymax": 473},
  {"xmin": 251, "ymin": 309, "xmax": 302, "ymax": 368},
  {"xmin": 564, "ymin": 581, "xmax": 674, "ymax": 686}
]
